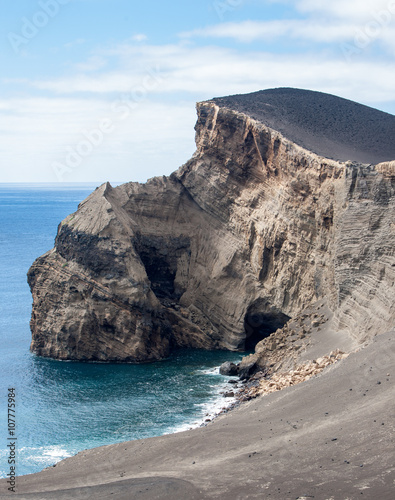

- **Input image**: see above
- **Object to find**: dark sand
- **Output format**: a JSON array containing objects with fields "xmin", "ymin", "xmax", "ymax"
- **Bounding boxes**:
[
  {"xmin": 212, "ymin": 88, "xmax": 395, "ymax": 164},
  {"xmin": 2, "ymin": 330, "xmax": 394, "ymax": 499}
]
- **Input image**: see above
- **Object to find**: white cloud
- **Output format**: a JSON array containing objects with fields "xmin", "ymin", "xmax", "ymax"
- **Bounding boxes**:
[
  {"xmin": 131, "ymin": 34, "xmax": 148, "ymax": 42},
  {"xmin": 3, "ymin": 0, "xmax": 395, "ymax": 184},
  {"xmin": 0, "ymin": 97, "xmax": 197, "ymax": 183},
  {"xmin": 183, "ymin": 2, "xmax": 395, "ymax": 54},
  {"xmin": 182, "ymin": 20, "xmax": 361, "ymax": 43},
  {"xmin": 64, "ymin": 38, "xmax": 86, "ymax": 49},
  {"xmin": 294, "ymin": 0, "xmax": 395, "ymax": 21},
  {"xmin": 2, "ymin": 37, "xmax": 395, "ymax": 183},
  {"xmin": 379, "ymin": 24, "xmax": 395, "ymax": 51},
  {"xmin": 74, "ymin": 56, "xmax": 108, "ymax": 72},
  {"xmin": 270, "ymin": 0, "xmax": 395, "ymax": 21},
  {"xmin": 25, "ymin": 42, "xmax": 395, "ymax": 105}
]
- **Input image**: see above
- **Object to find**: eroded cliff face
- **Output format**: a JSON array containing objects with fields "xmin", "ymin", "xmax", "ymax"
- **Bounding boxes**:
[{"xmin": 28, "ymin": 101, "xmax": 395, "ymax": 362}]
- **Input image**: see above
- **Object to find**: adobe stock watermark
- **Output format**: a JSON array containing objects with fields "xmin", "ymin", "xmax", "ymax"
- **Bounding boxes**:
[
  {"xmin": 8, "ymin": 0, "xmax": 71, "ymax": 55},
  {"xmin": 52, "ymin": 66, "xmax": 165, "ymax": 182},
  {"xmin": 341, "ymin": 0, "xmax": 395, "ymax": 61},
  {"xmin": 214, "ymin": 0, "xmax": 246, "ymax": 21}
]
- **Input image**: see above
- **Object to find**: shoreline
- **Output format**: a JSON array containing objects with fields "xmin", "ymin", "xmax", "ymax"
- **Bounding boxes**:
[
  {"xmin": 2, "ymin": 330, "xmax": 393, "ymax": 499},
  {"xmin": 166, "ymin": 366, "xmax": 244, "ymax": 434},
  {"xmin": 0, "ymin": 357, "xmax": 244, "ymax": 480}
]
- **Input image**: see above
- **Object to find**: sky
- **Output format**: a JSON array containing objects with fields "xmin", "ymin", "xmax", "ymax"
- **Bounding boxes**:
[{"xmin": 1, "ymin": 0, "xmax": 395, "ymax": 184}]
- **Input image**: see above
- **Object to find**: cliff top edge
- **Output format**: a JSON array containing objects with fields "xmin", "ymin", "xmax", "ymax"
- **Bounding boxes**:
[{"xmin": 204, "ymin": 88, "xmax": 395, "ymax": 164}]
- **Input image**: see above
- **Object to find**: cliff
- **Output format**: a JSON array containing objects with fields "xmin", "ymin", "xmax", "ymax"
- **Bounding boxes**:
[{"xmin": 28, "ymin": 88, "xmax": 395, "ymax": 363}]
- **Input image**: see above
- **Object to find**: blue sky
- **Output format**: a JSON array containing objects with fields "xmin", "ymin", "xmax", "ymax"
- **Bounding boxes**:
[{"xmin": 1, "ymin": 0, "xmax": 395, "ymax": 183}]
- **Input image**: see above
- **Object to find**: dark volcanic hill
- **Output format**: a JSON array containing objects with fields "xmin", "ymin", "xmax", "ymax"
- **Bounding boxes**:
[{"xmin": 212, "ymin": 87, "xmax": 395, "ymax": 164}]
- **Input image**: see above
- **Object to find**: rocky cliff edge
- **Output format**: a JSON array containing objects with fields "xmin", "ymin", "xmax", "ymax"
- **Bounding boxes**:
[{"xmin": 28, "ymin": 88, "xmax": 395, "ymax": 365}]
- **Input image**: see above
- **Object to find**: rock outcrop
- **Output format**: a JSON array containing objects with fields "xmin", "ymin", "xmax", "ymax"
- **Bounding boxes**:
[{"xmin": 28, "ymin": 88, "xmax": 395, "ymax": 362}]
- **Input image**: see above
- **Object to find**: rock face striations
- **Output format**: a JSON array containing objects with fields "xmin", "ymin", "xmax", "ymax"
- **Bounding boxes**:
[{"xmin": 28, "ymin": 88, "xmax": 395, "ymax": 362}]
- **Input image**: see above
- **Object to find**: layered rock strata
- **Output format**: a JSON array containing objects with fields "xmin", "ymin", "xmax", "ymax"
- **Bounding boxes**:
[{"xmin": 28, "ymin": 89, "xmax": 395, "ymax": 362}]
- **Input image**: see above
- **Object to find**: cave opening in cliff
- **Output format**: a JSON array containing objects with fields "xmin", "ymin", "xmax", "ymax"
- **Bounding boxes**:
[
  {"xmin": 135, "ymin": 235, "xmax": 191, "ymax": 302},
  {"xmin": 244, "ymin": 300, "xmax": 291, "ymax": 350},
  {"xmin": 139, "ymin": 251, "xmax": 177, "ymax": 300}
]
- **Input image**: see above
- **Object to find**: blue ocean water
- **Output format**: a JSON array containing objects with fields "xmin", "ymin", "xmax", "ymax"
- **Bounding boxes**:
[{"xmin": 0, "ymin": 184, "xmax": 243, "ymax": 477}]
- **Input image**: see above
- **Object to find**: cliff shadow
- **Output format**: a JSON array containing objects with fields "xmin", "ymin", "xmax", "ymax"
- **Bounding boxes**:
[
  {"xmin": 135, "ymin": 234, "xmax": 191, "ymax": 303},
  {"xmin": 244, "ymin": 299, "xmax": 290, "ymax": 350}
]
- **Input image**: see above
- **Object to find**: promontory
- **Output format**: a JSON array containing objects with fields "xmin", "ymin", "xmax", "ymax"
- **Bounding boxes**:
[{"xmin": 27, "ymin": 87, "xmax": 395, "ymax": 366}]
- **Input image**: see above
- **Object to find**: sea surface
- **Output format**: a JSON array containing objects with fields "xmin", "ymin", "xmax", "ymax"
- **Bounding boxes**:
[{"xmin": 0, "ymin": 183, "xmax": 243, "ymax": 478}]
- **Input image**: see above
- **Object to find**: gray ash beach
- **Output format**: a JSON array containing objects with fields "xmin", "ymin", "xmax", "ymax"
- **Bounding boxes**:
[{"xmin": 2, "ymin": 331, "xmax": 394, "ymax": 499}]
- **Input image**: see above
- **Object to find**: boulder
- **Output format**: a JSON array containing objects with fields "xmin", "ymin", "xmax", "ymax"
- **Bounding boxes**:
[
  {"xmin": 219, "ymin": 362, "xmax": 239, "ymax": 376},
  {"xmin": 238, "ymin": 354, "xmax": 260, "ymax": 380}
]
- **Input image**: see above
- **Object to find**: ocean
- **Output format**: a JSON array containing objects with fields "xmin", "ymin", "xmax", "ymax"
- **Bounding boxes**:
[{"xmin": 0, "ymin": 183, "xmax": 243, "ymax": 478}]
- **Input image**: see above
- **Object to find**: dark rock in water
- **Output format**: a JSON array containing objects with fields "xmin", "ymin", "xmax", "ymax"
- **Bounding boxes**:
[
  {"xmin": 224, "ymin": 392, "xmax": 235, "ymax": 398},
  {"xmin": 219, "ymin": 362, "xmax": 239, "ymax": 376},
  {"xmin": 238, "ymin": 354, "xmax": 260, "ymax": 380}
]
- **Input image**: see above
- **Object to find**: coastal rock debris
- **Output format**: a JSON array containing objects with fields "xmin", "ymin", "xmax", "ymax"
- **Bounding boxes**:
[{"xmin": 238, "ymin": 350, "xmax": 348, "ymax": 400}]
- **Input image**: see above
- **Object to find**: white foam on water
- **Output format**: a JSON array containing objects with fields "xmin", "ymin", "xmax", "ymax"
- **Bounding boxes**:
[
  {"xmin": 41, "ymin": 446, "xmax": 71, "ymax": 460},
  {"xmin": 167, "ymin": 369, "xmax": 241, "ymax": 435},
  {"xmin": 197, "ymin": 366, "xmax": 221, "ymax": 376},
  {"xmin": 17, "ymin": 446, "xmax": 73, "ymax": 471},
  {"xmin": 0, "ymin": 448, "xmax": 11, "ymax": 478}
]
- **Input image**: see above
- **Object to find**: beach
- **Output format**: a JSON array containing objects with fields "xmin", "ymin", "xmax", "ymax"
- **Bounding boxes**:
[{"xmin": 2, "ymin": 330, "xmax": 393, "ymax": 499}]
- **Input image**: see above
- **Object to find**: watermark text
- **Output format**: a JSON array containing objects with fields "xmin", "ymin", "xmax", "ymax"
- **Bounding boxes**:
[
  {"xmin": 6, "ymin": 388, "xmax": 17, "ymax": 493},
  {"xmin": 8, "ymin": 0, "xmax": 71, "ymax": 54}
]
